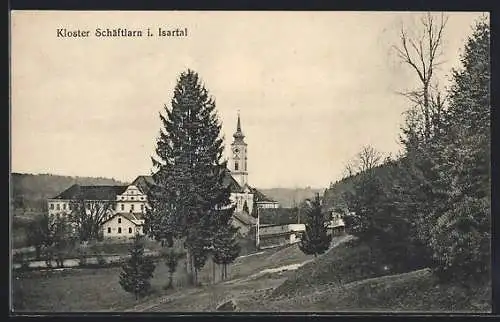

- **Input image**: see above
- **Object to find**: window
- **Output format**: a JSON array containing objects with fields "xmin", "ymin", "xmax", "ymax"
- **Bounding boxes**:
[
  {"xmin": 107, "ymin": 227, "xmax": 111, "ymax": 233},
  {"xmin": 235, "ymin": 162, "xmax": 239, "ymax": 171},
  {"xmin": 121, "ymin": 204, "xmax": 124, "ymax": 211},
  {"xmin": 141, "ymin": 204, "xmax": 144, "ymax": 211},
  {"xmin": 118, "ymin": 227, "xmax": 122, "ymax": 234},
  {"xmin": 131, "ymin": 196, "xmax": 134, "ymax": 200},
  {"xmin": 50, "ymin": 204, "xmax": 54, "ymax": 210},
  {"xmin": 63, "ymin": 204, "xmax": 66, "ymax": 210},
  {"xmin": 56, "ymin": 204, "xmax": 60, "ymax": 210},
  {"xmin": 129, "ymin": 227, "xmax": 132, "ymax": 234},
  {"xmin": 118, "ymin": 217, "xmax": 121, "ymax": 224},
  {"xmin": 131, "ymin": 204, "xmax": 135, "ymax": 211},
  {"xmin": 68, "ymin": 204, "xmax": 72, "ymax": 211}
]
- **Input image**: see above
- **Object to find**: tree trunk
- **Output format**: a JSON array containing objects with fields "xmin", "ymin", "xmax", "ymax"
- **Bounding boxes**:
[
  {"xmin": 212, "ymin": 258, "xmax": 216, "ymax": 284},
  {"xmin": 168, "ymin": 272, "xmax": 173, "ymax": 289},
  {"xmin": 185, "ymin": 247, "xmax": 194, "ymax": 285}
]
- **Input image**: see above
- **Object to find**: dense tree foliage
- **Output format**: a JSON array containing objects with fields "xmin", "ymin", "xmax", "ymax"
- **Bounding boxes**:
[
  {"xmin": 68, "ymin": 197, "xmax": 115, "ymax": 242},
  {"xmin": 299, "ymin": 194, "xmax": 332, "ymax": 257},
  {"xmin": 212, "ymin": 225, "xmax": 241, "ymax": 280},
  {"xmin": 144, "ymin": 69, "xmax": 238, "ymax": 285},
  {"xmin": 338, "ymin": 16, "xmax": 490, "ymax": 284}
]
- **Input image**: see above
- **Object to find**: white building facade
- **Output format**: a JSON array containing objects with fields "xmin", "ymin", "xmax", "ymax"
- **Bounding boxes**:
[{"xmin": 46, "ymin": 114, "xmax": 279, "ymax": 240}]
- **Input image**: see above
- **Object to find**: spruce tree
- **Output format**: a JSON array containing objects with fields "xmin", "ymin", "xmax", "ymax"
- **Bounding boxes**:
[
  {"xmin": 119, "ymin": 234, "xmax": 156, "ymax": 300},
  {"xmin": 426, "ymin": 18, "xmax": 490, "ymax": 283},
  {"xmin": 145, "ymin": 69, "xmax": 236, "ymax": 285},
  {"xmin": 299, "ymin": 193, "xmax": 332, "ymax": 258},
  {"xmin": 213, "ymin": 225, "xmax": 241, "ymax": 280}
]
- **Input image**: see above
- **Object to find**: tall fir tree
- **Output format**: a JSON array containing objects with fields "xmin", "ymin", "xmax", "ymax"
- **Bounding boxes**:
[
  {"xmin": 119, "ymin": 234, "xmax": 156, "ymax": 299},
  {"xmin": 144, "ymin": 69, "xmax": 236, "ymax": 285},
  {"xmin": 299, "ymin": 193, "xmax": 332, "ymax": 258},
  {"xmin": 425, "ymin": 17, "xmax": 490, "ymax": 283}
]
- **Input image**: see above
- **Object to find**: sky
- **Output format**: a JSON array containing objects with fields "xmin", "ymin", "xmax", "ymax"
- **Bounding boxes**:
[{"xmin": 11, "ymin": 11, "xmax": 487, "ymax": 189}]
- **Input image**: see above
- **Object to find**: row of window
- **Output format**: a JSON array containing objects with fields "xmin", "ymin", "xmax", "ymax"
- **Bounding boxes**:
[
  {"xmin": 106, "ymin": 227, "xmax": 141, "ymax": 234},
  {"xmin": 50, "ymin": 203, "xmax": 71, "ymax": 211},
  {"xmin": 118, "ymin": 203, "xmax": 145, "ymax": 211},
  {"xmin": 49, "ymin": 202, "xmax": 146, "ymax": 212},
  {"xmin": 118, "ymin": 195, "xmax": 145, "ymax": 201}
]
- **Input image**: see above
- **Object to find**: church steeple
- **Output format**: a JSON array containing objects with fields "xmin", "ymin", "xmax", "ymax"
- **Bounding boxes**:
[
  {"xmin": 233, "ymin": 111, "xmax": 245, "ymax": 141},
  {"xmin": 230, "ymin": 111, "xmax": 248, "ymax": 187}
]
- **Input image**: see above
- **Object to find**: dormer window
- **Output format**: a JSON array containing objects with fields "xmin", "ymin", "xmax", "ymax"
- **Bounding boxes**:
[{"xmin": 235, "ymin": 162, "xmax": 239, "ymax": 171}]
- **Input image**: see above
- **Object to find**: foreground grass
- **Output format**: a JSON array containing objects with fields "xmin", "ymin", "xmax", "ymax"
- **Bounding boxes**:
[
  {"xmin": 13, "ymin": 263, "xmax": 175, "ymax": 312},
  {"xmin": 263, "ymin": 268, "xmax": 491, "ymax": 312},
  {"xmin": 14, "ymin": 237, "xmax": 488, "ymax": 313},
  {"xmin": 267, "ymin": 238, "xmax": 491, "ymax": 312},
  {"xmin": 11, "ymin": 245, "xmax": 302, "ymax": 312}
]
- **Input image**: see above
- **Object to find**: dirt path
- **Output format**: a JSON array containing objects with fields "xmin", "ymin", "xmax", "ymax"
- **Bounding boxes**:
[{"xmin": 130, "ymin": 236, "xmax": 355, "ymax": 312}]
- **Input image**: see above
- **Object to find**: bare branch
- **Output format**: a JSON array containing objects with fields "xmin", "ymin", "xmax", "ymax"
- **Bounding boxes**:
[{"xmin": 395, "ymin": 12, "xmax": 449, "ymax": 143}]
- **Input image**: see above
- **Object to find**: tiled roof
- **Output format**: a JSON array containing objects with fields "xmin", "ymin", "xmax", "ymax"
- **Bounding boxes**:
[
  {"xmin": 51, "ymin": 184, "xmax": 128, "ymax": 200},
  {"xmin": 223, "ymin": 170, "xmax": 244, "ymax": 193},
  {"xmin": 134, "ymin": 171, "xmax": 244, "ymax": 194},
  {"xmin": 103, "ymin": 212, "xmax": 144, "ymax": 225},
  {"xmin": 249, "ymin": 187, "xmax": 277, "ymax": 203},
  {"xmin": 259, "ymin": 208, "xmax": 298, "ymax": 225},
  {"xmin": 132, "ymin": 175, "xmax": 155, "ymax": 194},
  {"xmin": 233, "ymin": 210, "xmax": 256, "ymax": 226}
]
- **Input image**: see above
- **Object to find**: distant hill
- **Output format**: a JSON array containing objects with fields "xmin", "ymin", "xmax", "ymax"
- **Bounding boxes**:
[
  {"xmin": 259, "ymin": 188, "xmax": 325, "ymax": 208},
  {"xmin": 322, "ymin": 162, "xmax": 398, "ymax": 212},
  {"xmin": 11, "ymin": 173, "xmax": 127, "ymax": 214},
  {"xmin": 11, "ymin": 173, "xmax": 325, "ymax": 214}
]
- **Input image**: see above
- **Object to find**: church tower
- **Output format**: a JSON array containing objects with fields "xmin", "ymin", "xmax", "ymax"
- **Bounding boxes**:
[{"xmin": 230, "ymin": 112, "xmax": 248, "ymax": 187}]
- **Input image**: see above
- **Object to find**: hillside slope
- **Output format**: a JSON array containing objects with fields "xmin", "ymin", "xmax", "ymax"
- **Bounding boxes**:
[
  {"xmin": 267, "ymin": 237, "xmax": 491, "ymax": 312},
  {"xmin": 11, "ymin": 173, "xmax": 127, "ymax": 212}
]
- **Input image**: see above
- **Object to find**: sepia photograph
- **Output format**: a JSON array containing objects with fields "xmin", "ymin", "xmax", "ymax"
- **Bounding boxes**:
[{"xmin": 10, "ymin": 10, "xmax": 491, "ymax": 313}]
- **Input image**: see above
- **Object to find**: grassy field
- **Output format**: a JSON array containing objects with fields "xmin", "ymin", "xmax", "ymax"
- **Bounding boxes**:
[
  {"xmin": 11, "ymin": 244, "xmax": 306, "ymax": 312},
  {"xmin": 12, "ymin": 237, "xmax": 490, "ymax": 313}
]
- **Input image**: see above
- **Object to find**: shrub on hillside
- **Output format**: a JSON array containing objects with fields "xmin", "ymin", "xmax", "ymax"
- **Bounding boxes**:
[{"xmin": 119, "ymin": 234, "xmax": 156, "ymax": 300}]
